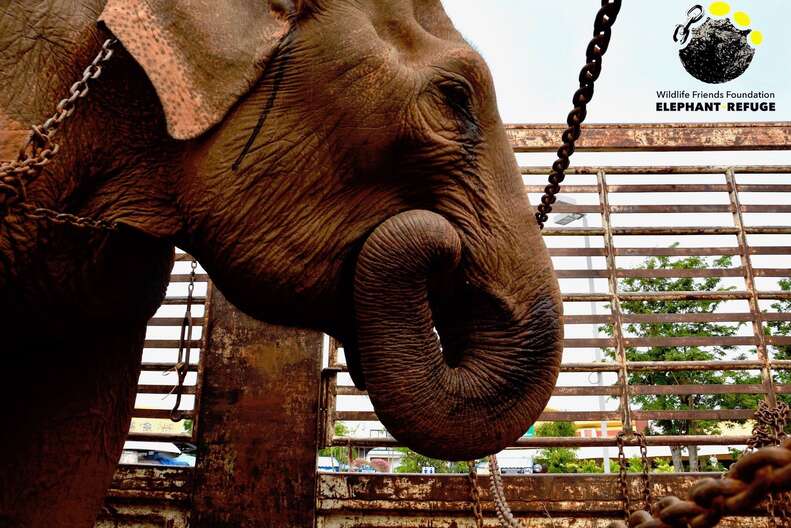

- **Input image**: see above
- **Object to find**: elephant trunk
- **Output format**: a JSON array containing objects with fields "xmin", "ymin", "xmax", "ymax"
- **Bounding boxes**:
[{"xmin": 353, "ymin": 209, "xmax": 562, "ymax": 461}]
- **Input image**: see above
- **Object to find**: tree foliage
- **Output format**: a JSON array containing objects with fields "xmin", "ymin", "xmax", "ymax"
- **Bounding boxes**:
[
  {"xmin": 394, "ymin": 449, "xmax": 471, "ymax": 474},
  {"xmin": 601, "ymin": 251, "xmax": 760, "ymax": 470}
]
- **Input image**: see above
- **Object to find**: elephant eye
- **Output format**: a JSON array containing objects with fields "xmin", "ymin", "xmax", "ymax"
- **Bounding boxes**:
[{"xmin": 438, "ymin": 81, "xmax": 473, "ymax": 115}]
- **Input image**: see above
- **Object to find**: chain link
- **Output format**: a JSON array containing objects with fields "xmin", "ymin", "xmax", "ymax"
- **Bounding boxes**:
[
  {"xmin": 168, "ymin": 259, "xmax": 198, "ymax": 422},
  {"xmin": 535, "ymin": 0, "xmax": 622, "ymax": 229},
  {"xmin": 673, "ymin": 4, "xmax": 705, "ymax": 46},
  {"xmin": 617, "ymin": 432, "xmax": 632, "ymax": 521},
  {"xmin": 467, "ymin": 461, "xmax": 485, "ymax": 528},
  {"xmin": 1, "ymin": 38, "xmax": 117, "ymax": 230},
  {"xmin": 608, "ymin": 403, "xmax": 791, "ymax": 528}
]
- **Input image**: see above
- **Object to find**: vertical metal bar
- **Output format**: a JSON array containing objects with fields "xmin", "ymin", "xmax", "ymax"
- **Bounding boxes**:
[
  {"xmin": 726, "ymin": 168, "xmax": 777, "ymax": 406},
  {"xmin": 598, "ymin": 170, "xmax": 633, "ymax": 433},
  {"xmin": 318, "ymin": 338, "xmax": 339, "ymax": 449},
  {"xmin": 189, "ymin": 276, "xmax": 212, "ymax": 443}
]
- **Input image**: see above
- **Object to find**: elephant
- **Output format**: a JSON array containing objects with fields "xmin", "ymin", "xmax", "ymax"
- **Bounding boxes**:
[{"xmin": 0, "ymin": 0, "xmax": 563, "ymax": 526}]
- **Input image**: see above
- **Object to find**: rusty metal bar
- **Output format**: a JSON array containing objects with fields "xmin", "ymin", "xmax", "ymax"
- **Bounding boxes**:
[
  {"xmin": 521, "ymin": 165, "xmax": 791, "ymax": 175},
  {"xmin": 727, "ymin": 168, "xmax": 777, "ymax": 407},
  {"xmin": 507, "ymin": 122, "xmax": 791, "ymax": 152},
  {"xmin": 329, "ymin": 435, "xmax": 752, "ymax": 449}
]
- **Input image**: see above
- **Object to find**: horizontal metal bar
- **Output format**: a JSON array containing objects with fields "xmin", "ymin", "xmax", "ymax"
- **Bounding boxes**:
[
  {"xmin": 124, "ymin": 432, "xmax": 194, "ymax": 442},
  {"xmin": 173, "ymin": 253, "xmax": 196, "ymax": 262},
  {"xmin": 623, "ymin": 336, "xmax": 758, "ymax": 347},
  {"xmin": 329, "ymin": 435, "xmax": 752, "ymax": 448},
  {"xmin": 629, "ymin": 383, "xmax": 766, "ymax": 395},
  {"xmin": 563, "ymin": 291, "xmax": 752, "ymax": 302},
  {"xmin": 335, "ymin": 410, "xmax": 624, "ymax": 423},
  {"xmin": 161, "ymin": 296, "xmax": 207, "ymax": 305},
  {"xmin": 131, "ymin": 408, "xmax": 195, "ymax": 420},
  {"xmin": 632, "ymin": 409, "xmax": 755, "ymax": 420},
  {"xmin": 143, "ymin": 339, "xmax": 201, "ymax": 349},
  {"xmin": 168, "ymin": 274, "xmax": 209, "ymax": 282},
  {"xmin": 146, "ymin": 317, "xmax": 206, "ymax": 326},
  {"xmin": 135, "ymin": 385, "xmax": 196, "ymax": 394},
  {"xmin": 753, "ymin": 268, "xmax": 791, "ymax": 277},
  {"xmin": 139, "ymin": 362, "xmax": 199, "ymax": 372},
  {"xmin": 545, "ymin": 227, "xmax": 791, "ymax": 236},
  {"xmin": 616, "ymin": 268, "xmax": 742, "ymax": 278},
  {"xmin": 507, "ymin": 122, "xmax": 791, "ymax": 152},
  {"xmin": 521, "ymin": 165, "xmax": 791, "ymax": 175}
]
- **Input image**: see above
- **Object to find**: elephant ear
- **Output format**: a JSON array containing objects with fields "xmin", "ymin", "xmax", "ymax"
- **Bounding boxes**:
[{"xmin": 99, "ymin": 0, "xmax": 297, "ymax": 140}]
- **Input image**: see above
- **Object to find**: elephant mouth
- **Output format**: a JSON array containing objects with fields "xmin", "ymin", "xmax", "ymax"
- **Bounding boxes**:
[{"xmin": 346, "ymin": 209, "xmax": 562, "ymax": 461}]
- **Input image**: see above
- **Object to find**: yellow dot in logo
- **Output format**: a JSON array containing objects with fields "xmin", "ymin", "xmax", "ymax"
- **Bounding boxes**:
[
  {"xmin": 750, "ymin": 30, "xmax": 764, "ymax": 45},
  {"xmin": 733, "ymin": 11, "xmax": 751, "ymax": 27},
  {"xmin": 709, "ymin": 1, "xmax": 730, "ymax": 16}
]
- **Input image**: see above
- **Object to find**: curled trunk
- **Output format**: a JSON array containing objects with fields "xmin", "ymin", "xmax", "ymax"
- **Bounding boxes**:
[{"xmin": 353, "ymin": 210, "xmax": 562, "ymax": 460}]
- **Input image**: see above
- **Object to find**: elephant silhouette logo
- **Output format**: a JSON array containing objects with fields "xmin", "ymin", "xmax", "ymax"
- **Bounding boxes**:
[{"xmin": 673, "ymin": 2, "xmax": 763, "ymax": 84}]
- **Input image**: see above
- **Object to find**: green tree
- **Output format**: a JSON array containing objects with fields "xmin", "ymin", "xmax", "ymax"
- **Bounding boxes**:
[
  {"xmin": 394, "ymin": 449, "xmax": 471, "ymax": 474},
  {"xmin": 534, "ymin": 421, "xmax": 604, "ymax": 473},
  {"xmin": 602, "ymin": 251, "xmax": 760, "ymax": 471},
  {"xmin": 318, "ymin": 422, "xmax": 351, "ymax": 470},
  {"xmin": 767, "ymin": 279, "xmax": 791, "ymax": 402}
]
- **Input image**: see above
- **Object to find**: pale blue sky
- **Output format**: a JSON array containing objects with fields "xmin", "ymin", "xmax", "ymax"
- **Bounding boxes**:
[{"xmin": 441, "ymin": 0, "xmax": 790, "ymax": 123}]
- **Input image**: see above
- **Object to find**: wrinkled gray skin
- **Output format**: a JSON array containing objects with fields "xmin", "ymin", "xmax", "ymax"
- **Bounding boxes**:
[{"xmin": 0, "ymin": 0, "xmax": 562, "ymax": 526}]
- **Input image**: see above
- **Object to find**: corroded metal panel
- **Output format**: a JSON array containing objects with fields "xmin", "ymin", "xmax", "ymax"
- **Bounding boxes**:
[
  {"xmin": 506, "ymin": 122, "xmax": 791, "ymax": 152},
  {"xmin": 316, "ymin": 474, "xmax": 765, "ymax": 527},
  {"xmin": 190, "ymin": 285, "xmax": 323, "ymax": 527}
]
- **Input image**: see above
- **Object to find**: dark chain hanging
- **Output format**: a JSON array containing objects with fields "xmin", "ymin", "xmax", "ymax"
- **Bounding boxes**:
[
  {"xmin": 169, "ymin": 259, "xmax": 198, "ymax": 422},
  {"xmin": 608, "ymin": 402, "xmax": 791, "ymax": 528},
  {"xmin": 535, "ymin": 0, "xmax": 623, "ymax": 229},
  {"xmin": 0, "ymin": 38, "xmax": 118, "ymax": 230},
  {"xmin": 617, "ymin": 431, "xmax": 652, "ymax": 522}
]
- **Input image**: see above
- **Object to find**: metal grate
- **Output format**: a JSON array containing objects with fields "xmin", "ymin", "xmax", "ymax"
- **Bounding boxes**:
[{"xmin": 318, "ymin": 127, "xmax": 791, "ymax": 460}]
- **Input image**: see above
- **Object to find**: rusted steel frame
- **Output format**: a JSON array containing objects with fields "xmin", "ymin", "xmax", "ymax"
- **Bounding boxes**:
[
  {"xmin": 521, "ymin": 165, "xmax": 791, "ymax": 175},
  {"xmin": 752, "ymin": 247, "xmax": 791, "ymax": 255},
  {"xmin": 632, "ymin": 409, "xmax": 756, "ymax": 420},
  {"xmin": 174, "ymin": 253, "xmax": 196, "ymax": 261},
  {"xmin": 564, "ymin": 291, "xmax": 751, "ymax": 302},
  {"xmin": 754, "ymin": 268, "xmax": 791, "ymax": 277},
  {"xmin": 168, "ymin": 273, "xmax": 210, "ymax": 282},
  {"xmin": 335, "ymin": 408, "xmax": 756, "ymax": 423},
  {"xmin": 544, "ymin": 226, "xmax": 791, "ymax": 236},
  {"xmin": 337, "ymin": 383, "xmax": 767, "ymax": 398},
  {"xmin": 570, "ymin": 312, "xmax": 791, "ymax": 324},
  {"xmin": 140, "ymin": 361, "xmax": 198, "ymax": 372},
  {"xmin": 629, "ymin": 383, "xmax": 766, "ymax": 395},
  {"xmin": 506, "ymin": 122, "xmax": 791, "ymax": 152},
  {"xmin": 324, "ymin": 360, "xmax": 767, "ymax": 376},
  {"xmin": 558, "ymin": 268, "xmax": 750, "ymax": 279},
  {"xmin": 136, "ymin": 384, "xmax": 197, "ymax": 394},
  {"xmin": 768, "ymin": 336, "xmax": 791, "ymax": 345},
  {"xmin": 624, "ymin": 336, "xmax": 757, "ymax": 347},
  {"xmin": 328, "ymin": 435, "xmax": 752, "ymax": 449},
  {"xmin": 319, "ymin": 338, "xmax": 340, "ymax": 449},
  {"xmin": 132, "ymin": 408, "xmax": 195, "ymax": 420},
  {"xmin": 161, "ymin": 295, "xmax": 207, "ymax": 305},
  {"xmin": 143, "ymin": 339, "xmax": 202, "ymax": 348},
  {"xmin": 107, "ymin": 466, "xmax": 193, "ymax": 503},
  {"xmin": 726, "ymin": 168, "xmax": 777, "ymax": 407},
  {"xmin": 529, "ymin": 183, "xmax": 791, "ymax": 193},
  {"xmin": 334, "ymin": 410, "xmax": 625, "ymax": 423},
  {"xmin": 552, "ymin": 204, "xmax": 791, "ymax": 214},
  {"xmin": 316, "ymin": 472, "xmax": 752, "ymax": 517},
  {"xmin": 189, "ymin": 281, "xmax": 211, "ymax": 442},
  {"xmin": 125, "ymin": 432, "xmax": 193, "ymax": 442},
  {"xmin": 147, "ymin": 316, "xmax": 206, "ymax": 326}
]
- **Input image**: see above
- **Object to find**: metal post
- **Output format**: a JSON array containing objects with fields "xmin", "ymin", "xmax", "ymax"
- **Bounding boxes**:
[{"xmin": 191, "ymin": 285, "xmax": 323, "ymax": 527}]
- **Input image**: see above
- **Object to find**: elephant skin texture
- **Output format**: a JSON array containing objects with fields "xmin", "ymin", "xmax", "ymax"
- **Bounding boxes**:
[{"xmin": 0, "ymin": 1, "xmax": 563, "ymax": 526}]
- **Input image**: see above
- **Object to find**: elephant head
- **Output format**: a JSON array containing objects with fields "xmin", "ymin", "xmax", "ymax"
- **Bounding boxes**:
[{"xmin": 100, "ymin": 0, "xmax": 563, "ymax": 461}]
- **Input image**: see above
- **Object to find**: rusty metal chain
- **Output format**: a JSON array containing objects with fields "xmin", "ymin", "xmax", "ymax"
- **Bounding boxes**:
[
  {"xmin": 749, "ymin": 400, "xmax": 791, "ymax": 528},
  {"xmin": 673, "ymin": 4, "xmax": 705, "ymax": 46},
  {"xmin": 1, "ymin": 37, "xmax": 118, "ymax": 230},
  {"xmin": 488, "ymin": 455, "xmax": 524, "ymax": 528},
  {"xmin": 617, "ymin": 432, "xmax": 632, "ymax": 521},
  {"xmin": 607, "ymin": 404, "xmax": 791, "ymax": 528},
  {"xmin": 467, "ymin": 461, "xmax": 485, "ymax": 528},
  {"xmin": 616, "ymin": 431, "xmax": 653, "ymax": 522},
  {"xmin": 535, "ymin": 0, "xmax": 622, "ymax": 229},
  {"xmin": 168, "ymin": 259, "xmax": 198, "ymax": 422}
]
